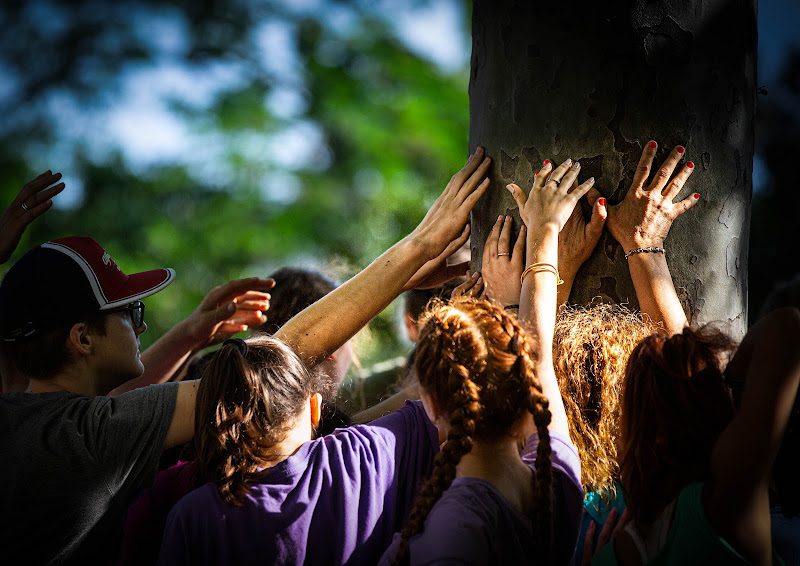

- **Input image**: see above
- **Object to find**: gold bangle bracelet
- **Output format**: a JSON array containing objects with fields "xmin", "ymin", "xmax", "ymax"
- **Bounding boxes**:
[{"xmin": 520, "ymin": 262, "xmax": 564, "ymax": 285}]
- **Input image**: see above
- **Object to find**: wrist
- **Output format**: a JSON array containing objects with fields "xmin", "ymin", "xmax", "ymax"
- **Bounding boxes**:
[
  {"xmin": 172, "ymin": 317, "xmax": 206, "ymax": 352},
  {"xmin": 628, "ymin": 229, "xmax": 664, "ymax": 251},
  {"xmin": 525, "ymin": 224, "xmax": 559, "ymax": 264},
  {"xmin": 625, "ymin": 247, "xmax": 667, "ymax": 264},
  {"xmin": 403, "ymin": 233, "xmax": 440, "ymax": 263}
]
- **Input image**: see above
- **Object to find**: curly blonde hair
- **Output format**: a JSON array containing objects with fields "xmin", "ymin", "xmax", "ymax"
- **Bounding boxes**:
[{"xmin": 553, "ymin": 303, "xmax": 660, "ymax": 502}]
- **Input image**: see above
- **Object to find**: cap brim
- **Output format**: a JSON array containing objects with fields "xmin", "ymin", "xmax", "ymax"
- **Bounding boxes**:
[{"xmin": 99, "ymin": 268, "xmax": 176, "ymax": 310}]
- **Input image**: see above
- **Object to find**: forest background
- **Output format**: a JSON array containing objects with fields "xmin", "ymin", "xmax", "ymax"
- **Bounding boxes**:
[{"xmin": 1, "ymin": 0, "xmax": 798, "ymax": 381}]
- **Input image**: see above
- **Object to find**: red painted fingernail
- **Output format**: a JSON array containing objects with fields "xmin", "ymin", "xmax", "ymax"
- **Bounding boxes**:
[
  {"xmin": 543, "ymin": 159, "xmax": 550, "ymax": 166},
  {"xmin": 598, "ymin": 197, "xmax": 606, "ymax": 207},
  {"xmin": 534, "ymin": 171, "xmax": 538, "ymax": 176},
  {"xmin": 649, "ymin": 141, "xmax": 657, "ymax": 148},
  {"xmin": 693, "ymin": 193, "xmax": 700, "ymax": 199},
  {"xmin": 687, "ymin": 161, "xmax": 694, "ymax": 169},
  {"xmin": 676, "ymin": 146, "xmax": 685, "ymax": 154}
]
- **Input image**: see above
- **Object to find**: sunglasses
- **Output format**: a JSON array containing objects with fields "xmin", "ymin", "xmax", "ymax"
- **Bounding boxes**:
[{"xmin": 107, "ymin": 300, "xmax": 145, "ymax": 328}]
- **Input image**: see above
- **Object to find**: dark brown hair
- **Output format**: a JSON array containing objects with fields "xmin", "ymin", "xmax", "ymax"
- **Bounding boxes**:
[
  {"xmin": 619, "ymin": 326, "xmax": 736, "ymax": 526},
  {"xmin": 255, "ymin": 267, "xmax": 338, "ymax": 335},
  {"xmin": 193, "ymin": 335, "xmax": 324, "ymax": 506},
  {"xmin": 553, "ymin": 304, "xmax": 660, "ymax": 501},
  {"xmin": 393, "ymin": 297, "xmax": 553, "ymax": 564},
  {"xmin": 0, "ymin": 311, "xmax": 107, "ymax": 380}
]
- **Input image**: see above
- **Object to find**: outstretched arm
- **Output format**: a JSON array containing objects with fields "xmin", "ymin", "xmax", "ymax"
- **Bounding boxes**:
[
  {"xmin": 604, "ymin": 141, "xmax": 698, "ymax": 334},
  {"xmin": 109, "ymin": 277, "xmax": 273, "ymax": 396},
  {"xmin": 276, "ymin": 148, "xmax": 491, "ymax": 366},
  {"xmin": 0, "ymin": 170, "xmax": 66, "ymax": 264},
  {"xmin": 706, "ymin": 307, "xmax": 800, "ymax": 564},
  {"xmin": 510, "ymin": 158, "xmax": 595, "ymax": 437}
]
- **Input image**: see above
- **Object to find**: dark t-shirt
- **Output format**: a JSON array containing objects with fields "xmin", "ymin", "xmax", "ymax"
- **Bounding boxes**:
[
  {"xmin": 0, "ymin": 383, "xmax": 179, "ymax": 565},
  {"xmin": 379, "ymin": 431, "xmax": 584, "ymax": 566}
]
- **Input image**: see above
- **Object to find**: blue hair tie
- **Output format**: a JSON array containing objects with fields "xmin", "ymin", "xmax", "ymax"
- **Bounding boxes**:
[{"xmin": 223, "ymin": 337, "xmax": 248, "ymax": 357}]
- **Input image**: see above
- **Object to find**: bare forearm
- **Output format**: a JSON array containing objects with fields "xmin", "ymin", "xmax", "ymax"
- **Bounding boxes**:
[
  {"xmin": 519, "ymin": 224, "xmax": 569, "ymax": 436},
  {"xmin": 277, "ymin": 237, "xmax": 430, "ymax": 365},
  {"xmin": 352, "ymin": 382, "xmax": 421, "ymax": 424},
  {"xmin": 626, "ymin": 253, "xmax": 687, "ymax": 335}
]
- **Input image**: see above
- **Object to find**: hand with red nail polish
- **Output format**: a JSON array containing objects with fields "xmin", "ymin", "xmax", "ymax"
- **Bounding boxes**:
[
  {"xmin": 603, "ymin": 141, "xmax": 696, "ymax": 334},
  {"xmin": 605, "ymin": 142, "xmax": 699, "ymax": 252},
  {"xmin": 512, "ymin": 169, "xmax": 607, "ymax": 306}
]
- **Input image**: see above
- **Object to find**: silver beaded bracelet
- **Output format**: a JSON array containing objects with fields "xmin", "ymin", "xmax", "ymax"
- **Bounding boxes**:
[{"xmin": 625, "ymin": 246, "xmax": 665, "ymax": 260}]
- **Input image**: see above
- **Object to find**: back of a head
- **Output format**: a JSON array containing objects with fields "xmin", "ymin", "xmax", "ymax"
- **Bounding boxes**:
[
  {"xmin": 619, "ymin": 326, "xmax": 736, "ymax": 526},
  {"xmin": 415, "ymin": 297, "xmax": 545, "ymax": 440},
  {"xmin": 255, "ymin": 267, "xmax": 338, "ymax": 335},
  {"xmin": 394, "ymin": 297, "xmax": 553, "ymax": 564},
  {"xmin": 193, "ymin": 335, "xmax": 324, "ymax": 506},
  {"xmin": 553, "ymin": 304, "xmax": 660, "ymax": 498}
]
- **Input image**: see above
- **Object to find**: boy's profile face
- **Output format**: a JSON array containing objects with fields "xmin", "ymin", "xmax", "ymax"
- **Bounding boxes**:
[{"xmin": 89, "ymin": 309, "xmax": 148, "ymax": 394}]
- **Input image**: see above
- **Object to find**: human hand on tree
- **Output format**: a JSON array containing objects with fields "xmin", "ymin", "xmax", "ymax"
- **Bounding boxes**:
[
  {"xmin": 479, "ymin": 214, "xmax": 526, "ymax": 307},
  {"xmin": 507, "ymin": 158, "xmax": 597, "ymax": 240},
  {"xmin": 507, "ymin": 159, "xmax": 605, "ymax": 304},
  {"xmin": 450, "ymin": 271, "xmax": 484, "ymax": 299},
  {"xmin": 0, "ymin": 170, "xmax": 66, "ymax": 264},
  {"xmin": 603, "ymin": 141, "xmax": 698, "ymax": 254},
  {"xmin": 401, "ymin": 147, "xmax": 491, "ymax": 292},
  {"xmin": 555, "ymin": 184, "xmax": 607, "ymax": 290}
]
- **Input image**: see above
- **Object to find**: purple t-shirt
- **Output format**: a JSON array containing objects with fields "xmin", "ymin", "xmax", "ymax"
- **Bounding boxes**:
[
  {"xmin": 158, "ymin": 400, "xmax": 439, "ymax": 565},
  {"xmin": 378, "ymin": 430, "xmax": 584, "ymax": 566}
]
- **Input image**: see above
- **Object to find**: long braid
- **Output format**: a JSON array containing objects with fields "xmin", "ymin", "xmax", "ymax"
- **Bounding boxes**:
[
  {"xmin": 392, "ymin": 321, "xmax": 482, "ymax": 566},
  {"xmin": 394, "ymin": 297, "xmax": 555, "ymax": 564},
  {"xmin": 510, "ymin": 319, "xmax": 553, "ymax": 559}
]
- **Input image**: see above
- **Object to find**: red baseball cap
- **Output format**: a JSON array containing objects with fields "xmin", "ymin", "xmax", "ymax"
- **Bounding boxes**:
[{"xmin": 0, "ymin": 236, "xmax": 175, "ymax": 342}]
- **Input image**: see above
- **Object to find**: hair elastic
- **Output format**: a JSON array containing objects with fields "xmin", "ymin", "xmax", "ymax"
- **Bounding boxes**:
[{"xmin": 223, "ymin": 337, "xmax": 249, "ymax": 357}]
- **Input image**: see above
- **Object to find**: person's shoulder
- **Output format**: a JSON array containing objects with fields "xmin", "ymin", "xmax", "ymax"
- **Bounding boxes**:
[
  {"xmin": 407, "ymin": 484, "xmax": 497, "ymax": 564},
  {"xmin": 427, "ymin": 479, "xmax": 505, "ymax": 527},
  {"xmin": 169, "ymin": 482, "xmax": 220, "ymax": 518},
  {"xmin": 113, "ymin": 382, "xmax": 180, "ymax": 403},
  {"xmin": 1, "ymin": 391, "xmax": 98, "ymax": 425}
]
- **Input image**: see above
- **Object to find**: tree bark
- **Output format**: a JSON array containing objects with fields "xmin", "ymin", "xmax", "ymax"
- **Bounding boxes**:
[{"xmin": 469, "ymin": 0, "xmax": 756, "ymax": 338}]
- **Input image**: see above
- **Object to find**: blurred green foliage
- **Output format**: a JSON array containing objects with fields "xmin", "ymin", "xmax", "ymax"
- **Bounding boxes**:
[{"xmin": 0, "ymin": 0, "xmax": 470, "ymax": 369}]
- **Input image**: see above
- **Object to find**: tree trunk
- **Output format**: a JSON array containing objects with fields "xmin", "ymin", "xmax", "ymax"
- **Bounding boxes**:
[{"xmin": 468, "ymin": 0, "xmax": 756, "ymax": 338}]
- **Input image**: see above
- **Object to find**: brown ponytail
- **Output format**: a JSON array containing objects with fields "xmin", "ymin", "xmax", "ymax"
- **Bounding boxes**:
[{"xmin": 193, "ymin": 335, "xmax": 323, "ymax": 506}]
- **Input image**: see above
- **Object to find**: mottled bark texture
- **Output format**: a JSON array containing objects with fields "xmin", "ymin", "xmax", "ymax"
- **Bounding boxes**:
[{"xmin": 469, "ymin": 0, "xmax": 755, "ymax": 338}]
